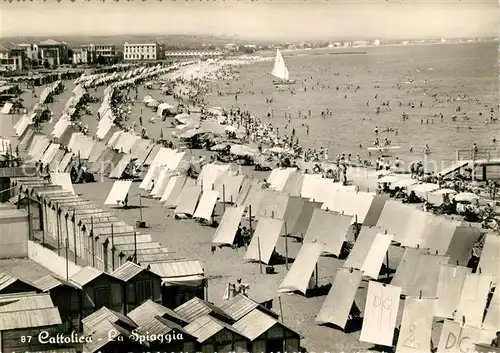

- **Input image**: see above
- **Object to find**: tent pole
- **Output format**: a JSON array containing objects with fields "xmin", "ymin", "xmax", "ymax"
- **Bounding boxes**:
[
  {"xmin": 248, "ymin": 205, "xmax": 253, "ymax": 233},
  {"xmin": 65, "ymin": 238, "xmax": 69, "ymax": 281},
  {"xmin": 385, "ymin": 251, "xmax": 390, "ymax": 279},
  {"xmin": 139, "ymin": 194, "xmax": 143, "ymax": 222},
  {"xmin": 284, "ymin": 222, "xmax": 289, "ymax": 270},
  {"xmin": 315, "ymin": 263, "xmax": 319, "ymax": 288},
  {"xmin": 354, "ymin": 214, "xmax": 358, "ymax": 241},
  {"xmin": 27, "ymin": 194, "xmax": 32, "ymax": 241},
  {"xmin": 73, "ymin": 209, "xmax": 77, "ymax": 264},
  {"xmin": 222, "ymin": 184, "xmax": 226, "ymax": 212},
  {"xmin": 257, "ymin": 235, "xmax": 263, "ymax": 274},
  {"xmin": 91, "ymin": 216, "xmax": 95, "ymax": 267},
  {"xmin": 42, "ymin": 199, "xmax": 46, "ymax": 245},
  {"xmin": 64, "ymin": 213, "xmax": 70, "ymax": 261},
  {"xmin": 56, "ymin": 203, "xmax": 61, "ymax": 256},
  {"xmin": 278, "ymin": 296, "xmax": 284, "ymax": 322},
  {"xmin": 111, "ymin": 223, "xmax": 115, "ymax": 271},
  {"xmin": 133, "ymin": 229, "xmax": 137, "ymax": 264}
]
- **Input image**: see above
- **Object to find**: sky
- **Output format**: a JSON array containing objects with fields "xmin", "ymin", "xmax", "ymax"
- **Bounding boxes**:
[{"xmin": 0, "ymin": 0, "xmax": 498, "ymax": 41}]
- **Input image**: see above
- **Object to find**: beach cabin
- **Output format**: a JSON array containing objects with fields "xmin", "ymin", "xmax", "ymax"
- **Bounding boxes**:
[
  {"xmin": 148, "ymin": 260, "xmax": 207, "ymax": 308},
  {"xmin": 81, "ymin": 319, "xmax": 144, "ymax": 353},
  {"xmin": 0, "ymin": 207, "xmax": 29, "ymax": 259},
  {"xmin": 175, "ymin": 297, "xmax": 234, "ymax": 323},
  {"xmin": 232, "ymin": 309, "xmax": 302, "ymax": 353},
  {"xmin": 33, "ymin": 274, "xmax": 83, "ymax": 333},
  {"xmin": 184, "ymin": 314, "xmax": 250, "ymax": 353},
  {"xmin": 110, "ymin": 261, "xmax": 162, "ymax": 313},
  {"xmin": 128, "ymin": 300, "xmax": 195, "ymax": 353},
  {"xmin": 81, "ymin": 306, "xmax": 137, "ymax": 334},
  {"xmin": 0, "ymin": 292, "xmax": 65, "ymax": 353},
  {"xmin": 69, "ymin": 266, "xmax": 123, "ymax": 317},
  {"xmin": 0, "ymin": 272, "xmax": 39, "ymax": 294}
]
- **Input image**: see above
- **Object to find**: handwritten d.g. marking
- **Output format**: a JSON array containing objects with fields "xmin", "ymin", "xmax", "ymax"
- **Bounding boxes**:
[{"xmin": 373, "ymin": 295, "xmax": 393, "ymax": 310}]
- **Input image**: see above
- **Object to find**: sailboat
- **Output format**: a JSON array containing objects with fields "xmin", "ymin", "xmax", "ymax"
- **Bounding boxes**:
[{"xmin": 271, "ymin": 49, "xmax": 296, "ymax": 85}]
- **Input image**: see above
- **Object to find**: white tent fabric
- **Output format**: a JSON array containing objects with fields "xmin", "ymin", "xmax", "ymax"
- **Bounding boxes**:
[
  {"xmin": 162, "ymin": 176, "xmax": 189, "ymax": 208},
  {"xmin": 198, "ymin": 163, "xmax": 229, "ymax": 191},
  {"xmin": 244, "ymin": 217, "xmax": 283, "ymax": 264},
  {"xmin": 40, "ymin": 143, "xmax": 61, "ymax": 165},
  {"xmin": 322, "ymin": 190, "xmax": 376, "ymax": 224},
  {"xmin": 435, "ymin": 264, "xmax": 471, "ymax": 319},
  {"xmin": 477, "ymin": 234, "xmax": 500, "ymax": 286},
  {"xmin": 96, "ymin": 116, "xmax": 114, "ymax": 140},
  {"xmin": 315, "ymin": 268, "xmax": 363, "ymax": 329},
  {"xmin": 50, "ymin": 172, "xmax": 75, "ymax": 194},
  {"xmin": 270, "ymin": 168, "xmax": 296, "ymax": 191},
  {"xmin": 300, "ymin": 174, "xmax": 324, "ymax": 199},
  {"xmin": 212, "ymin": 206, "xmax": 245, "ymax": 245},
  {"xmin": 67, "ymin": 133, "xmax": 81, "ymax": 151},
  {"xmin": 214, "ymin": 172, "xmax": 244, "ymax": 204},
  {"xmin": 30, "ymin": 136, "xmax": 50, "ymax": 162},
  {"xmin": 438, "ymin": 320, "xmax": 483, "ymax": 353},
  {"xmin": 454, "ymin": 273, "xmax": 493, "ymax": 328},
  {"xmin": 107, "ymin": 131, "xmax": 123, "ymax": 148},
  {"xmin": 70, "ymin": 135, "xmax": 94, "ymax": 159},
  {"xmin": 396, "ymin": 297, "xmax": 437, "ymax": 353},
  {"xmin": 400, "ymin": 210, "xmax": 435, "ymax": 248},
  {"xmin": 359, "ymin": 281, "xmax": 401, "ymax": 346},
  {"xmin": 303, "ymin": 209, "xmax": 353, "ymax": 256},
  {"xmin": 375, "ymin": 200, "xmax": 415, "ymax": 243},
  {"xmin": 482, "ymin": 288, "xmax": 499, "ymax": 331},
  {"xmin": 347, "ymin": 232, "xmax": 393, "ymax": 279},
  {"xmin": 139, "ymin": 148, "xmax": 176, "ymax": 190},
  {"xmin": 278, "ymin": 242, "xmax": 323, "ymax": 295},
  {"xmin": 0, "ymin": 138, "xmax": 10, "ymax": 153},
  {"xmin": 193, "ymin": 190, "xmax": 219, "ymax": 221},
  {"xmin": 174, "ymin": 185, "xmax": 202, "ymax": 216},
  {"xmin": 150, "ymin": 168, "xmax": 171, "ymax": 198},
  {"xmin": 14, "ymin": 115, "xmax": 31, "ymax": 136},
  {"xmin": 52, "ymin": 118, "xmax": 71, "ymax": 139},
  {"xmin": 109, "ymin": 154, "xmax": 132, "ymax": 179},
  {"xmin": 1, "ymin": 102, "xmax": 13, "ymax": 114},
  {"xmin": 104, "ymin": 180, "xmax": 133, "ymax": 206}
]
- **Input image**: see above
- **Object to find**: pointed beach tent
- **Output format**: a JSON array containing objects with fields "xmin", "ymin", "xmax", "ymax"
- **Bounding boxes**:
[
  {"xmin": 278, "ymin": 242, "xmax": 323, "ymax": 295},
  {"xmin": 244, "ymin": 217, "xmax": 283, "ymax": 264},
  {"xmin": 315, "ymin": 268, "xmax": 363, "ymax": 329},
  {"xmin": 174, "ymin": 185, "xmax": 202, "ymax": 216},
  {"xmin": 104, "ymin": 180, "xmax": 133, "ymax": 206},
  {"xmin": 303, "ymin": 209, "xmax": 353, "ymax": 256},
  {"xmin": 193, "ymin": 190, "xmax": 219, "ymax": 221},
  {"xmin": 212, "ymin": 206, "xmax": 245, "ymax": 245}
]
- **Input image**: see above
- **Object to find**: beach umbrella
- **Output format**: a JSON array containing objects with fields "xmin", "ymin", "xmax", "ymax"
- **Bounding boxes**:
[
  {"xmin": 376, "ymin": 170, "xmax": 391, "ymax": 177},
  {"xmin": 393, "ymin": 178, "xmax": 418, "ymax": 188},
  {"xmin": 377, "ymin": 175, "xmax": 400, "ymax": 184},
  {"xmin": 211, "ymin": 143, "xmax": 230, "ymax": 151},
  {"xmin": 174, "ymin": 113, "xmax": 190, "ymax": 124},
  {"xmin": 265, "ymin": 146, "xmax": 292, "ymax": 154},
  {"xmin": 411, "ymin": 183, "xmax": 440, "ymax": 199},
  {"xmin": 453, "ymin": 192, "xmax": 480, "ymax": 203},
  {"xmin": 180, "ymin": 129, "xmax": 202, "ymax": 139},
  {"xmin": 230, "ymin": 144, "xmax": 257, "ymax": 157},
  {"xmin": 432, "ymin": 188, "xmax": 457, "ymax": 195}
]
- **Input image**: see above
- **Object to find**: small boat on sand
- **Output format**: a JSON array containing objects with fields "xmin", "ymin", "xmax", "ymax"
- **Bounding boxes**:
[
  {"xmin": 367, "ymin": 145, "xmax": 401, "ymax": 156},
  {"xmin": 271, "ymin": 49, "xmax": 296, "ymax": 85}
]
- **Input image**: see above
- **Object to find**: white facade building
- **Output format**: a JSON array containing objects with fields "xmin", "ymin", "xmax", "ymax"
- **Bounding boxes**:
[{"xmin": 123, "ymin": 42, "xmax": 163, "ymax": 61}]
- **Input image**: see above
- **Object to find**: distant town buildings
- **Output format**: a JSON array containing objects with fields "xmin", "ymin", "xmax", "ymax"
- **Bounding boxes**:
[
  {"xmin": 73, "ymin": 44, "xmax": 120, "ymax": 65},
  {"xmin": 374, "ymin": 39, "xmax": 381, "ymax": 46},
  {"xmin": 123, "ymin": 42, "xmax": 164, "ymax": 61},
  {"xmin": 38, "ymin": 39, "xmax": 70, "ymax": 66},
  {"xmin": 164, "ymin": 50, "xmax": 224, "ymax": 59},
  {"xmin": 224, "ymin": 43, "xmax": 238, "ymax": 51},
  {"xmin": 0, "ymin": 43, "xmax": 25, "ymax": 71}
]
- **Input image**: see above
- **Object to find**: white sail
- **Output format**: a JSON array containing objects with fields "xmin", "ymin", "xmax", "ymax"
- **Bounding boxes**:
[{"xmin": 271, "ymin": 49, "xmax": 289, "ymax": 81}]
